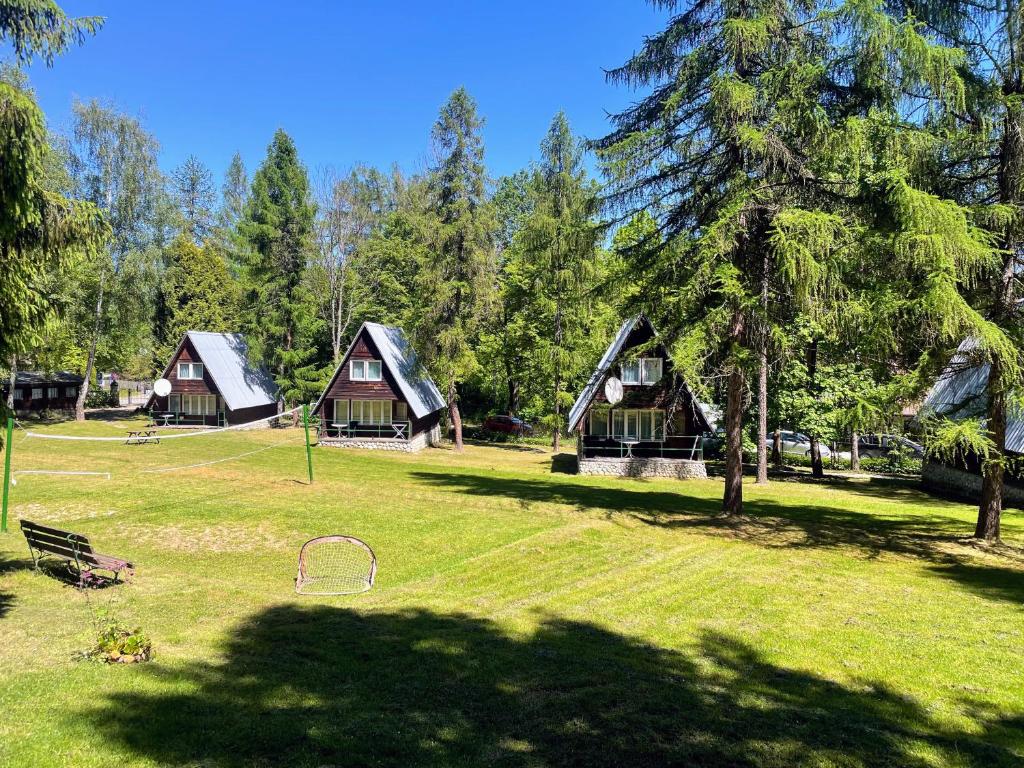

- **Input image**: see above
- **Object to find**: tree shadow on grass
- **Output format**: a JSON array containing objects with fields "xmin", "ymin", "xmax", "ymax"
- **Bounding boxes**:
[
  {"xmin": 410, "ymin": 471, "xmax": 1024, "ymax": 605},
  {"xmin": 83, "ymin": 605, "xmax": 1021, "ymax": 767},
  {"xmin": 0, "ymin": 551, "xmax": 28, "ymax": 619}
]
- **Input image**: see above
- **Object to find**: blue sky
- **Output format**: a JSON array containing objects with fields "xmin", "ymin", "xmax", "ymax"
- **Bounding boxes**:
[{"xmin": 19, "ymin": 1, "xmax": 667, "ymax": 189}]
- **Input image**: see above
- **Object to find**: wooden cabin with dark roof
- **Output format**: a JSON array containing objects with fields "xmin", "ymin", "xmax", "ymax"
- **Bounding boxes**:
[
  {"xmin": 5, "ymin": 371, "xmax": 83, "ymax": 415},
  {"xmin": 567, "ymin": 315, "xmax": 712, "ymax": 478},
  {"xmin": 145, "ymin": 332, "xmax": 280, "ymax": 426},
  {"xmin": 312, "ymin": 322, "xmax": 445, "ymax": 452}
]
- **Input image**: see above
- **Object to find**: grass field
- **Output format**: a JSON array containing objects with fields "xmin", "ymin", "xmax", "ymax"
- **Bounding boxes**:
[{"xmin": 0, "ymin": 416, "xmax": 1022, "ymax": 767}]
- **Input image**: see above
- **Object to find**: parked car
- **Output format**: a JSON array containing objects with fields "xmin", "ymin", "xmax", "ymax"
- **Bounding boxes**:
[
  {"xmin": 766, "ymin": 430, "xmax": 832, "ymax": 459},
  {"xmin": 838, "ymin": 434, "xmax": 924, "ymax": 460},
  {"xmin": 482, "ymin": 414, "xmax": 534, "ymax": 436}
]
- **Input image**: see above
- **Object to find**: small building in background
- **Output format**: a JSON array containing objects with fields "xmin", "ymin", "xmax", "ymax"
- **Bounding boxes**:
[
  {"xmin": 145, "ymin": 331, "xmax": 279, "ymax": 426},
  {"xmin": 312, "ymin": 322, "xmax": 445, "ymax": 452},
  {"xmin": 919, "ymin": 338, "xmax": 1024, "ymax": 504},
  {"xmin": 567, "ymin": 315, "xmax": 713, "ymax": 479},
  {"xmin": 5, "ymin": 372, "xmax": 83, "ymax": 416}
]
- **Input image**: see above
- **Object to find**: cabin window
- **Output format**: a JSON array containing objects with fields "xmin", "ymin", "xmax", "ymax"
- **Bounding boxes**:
[
  {"xmin": 610, "ymin": 409, "xmax": 665, "ymax": 441},
  {"xmin": 65, "ymin": 386, "xmax": 77, "ymax": 397},
  {"xmin": 622, "ymin": 358, "xmax": 662, "ymax": 385},
  {"xmin": 47, "ymin": 387, "xmax": 58, "ymax": 399},
  {"xmin": 641, "ymin": 358, "xmax": 663, "ymax": 385},
  {"xmin": 621, "ymin": 360, "xmax": 640, "ymax": 385},
  {"xmin": 179, "ymin": 394, "xmax": 217, "ymax": 415},
  {"xmin": 14, "ymin": 389, "xmax": 23, "ymax": 401},
  {"xmin": 589, "ymin": 408, "xmax": 610, "ymax": 437},
  {"xmin": 351, "ymin": 399, "xmax": 391, "ymax": 425},
  {"xmin": 31, "ymin": 388, "xmax": 42, "ymax": 400},
  {"xmin": 350, "ymin": 359, "xmax": 383, "ymax": 382},
  {"xmin": 169, "ymin": 394, "xmax": 180, "ymax": 412},
  {"xmin": 178, "ymin": 362, "xmax": 204, "ymax": 380},
  {"xmin": 333, "ymin": 399, "xmax": 350, "ymax": 424},
  {"xmin": 395, "ymin": 402, "xmax": 408, "ymax": 422}
]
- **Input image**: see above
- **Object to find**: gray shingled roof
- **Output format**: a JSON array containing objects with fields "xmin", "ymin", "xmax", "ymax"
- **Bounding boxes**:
[
  {"xmin": 567, "ymin": 316, "xmax": 639, "ymax": 432},
  {"xmin": 313, "ymin": 322, "xmax": 446, "ymax": 419},
  {"xmin": 13, "ymin": 371, "xmax": 83, "ymax": 386},
  {"xmin": 149, "ymin": 332, "xmax": 278, "ymax": 411},
  {"xmin": 921, "ymin": 337, "xmax": 1024, "ymax": 453}
]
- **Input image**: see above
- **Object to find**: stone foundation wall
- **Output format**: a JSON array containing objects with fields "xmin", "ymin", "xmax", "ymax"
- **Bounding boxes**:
[
  {"xmin": 922, "ymin": 459, "xmax": 1024, "ymax": 504},
  {"xmin": 319, "ymin": 423, "xmax": 440, "ymax": 453},
  {"xmin": 577, "ymin": 456, "xmax": 708, "ymax": 479}
]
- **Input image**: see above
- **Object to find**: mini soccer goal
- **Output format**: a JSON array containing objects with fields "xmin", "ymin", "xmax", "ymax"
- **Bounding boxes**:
[{"xmin": 295, "ymin": 535, "xmax": 377, "ymax": 595}]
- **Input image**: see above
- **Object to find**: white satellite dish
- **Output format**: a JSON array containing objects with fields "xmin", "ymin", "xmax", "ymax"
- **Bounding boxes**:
[
  {"xmin": 604, "ymin": 376, "xmax": 624, "ymax": 405},
  {"xmin": 153, "ymin": 378, "xmax": 172, "ymax": 397}
]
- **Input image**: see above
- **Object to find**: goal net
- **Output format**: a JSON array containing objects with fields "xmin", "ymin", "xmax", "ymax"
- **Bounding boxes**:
[{"xmin": 295, "ymin": 535, "xmax": 377, "ymax": 595}]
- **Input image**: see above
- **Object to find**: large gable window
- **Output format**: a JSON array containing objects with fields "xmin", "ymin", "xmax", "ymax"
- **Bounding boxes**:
[
  {"xmin": 621, "ymin": 357, "xmax": 662, "ymax": 386},
  {"xmin": 351, "ymin": 399, "xmax": 391, "ymax": 425},
  {"xmin": 178, "ymin": 362, "xmax": 204, "ymax": 380},
  {"xmin": 350, "ymin": 359, "xmax": 382, "ymax": 382}
]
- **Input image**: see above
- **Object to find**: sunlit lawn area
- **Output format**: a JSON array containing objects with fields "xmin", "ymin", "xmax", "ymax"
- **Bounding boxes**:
[{"xmin": 0, "ymin": 416, "xmax": 1022, "ymax": 767}]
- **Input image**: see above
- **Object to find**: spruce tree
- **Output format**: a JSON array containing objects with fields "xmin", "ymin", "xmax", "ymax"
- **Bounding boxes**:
[
  {"xmin": 520, "ymin": 112, "xmax": 603, "ymax": 451},
  {"xmin": 415, "ymin": 88, "xmax": 496, "ymax": 451},
  {"xmin": 172, "ymin": 154, "xmax": 215, "ymax": 243},
  {"xmin": 239, "ymin": 129, "xmax": 317, "ymax": 406}
]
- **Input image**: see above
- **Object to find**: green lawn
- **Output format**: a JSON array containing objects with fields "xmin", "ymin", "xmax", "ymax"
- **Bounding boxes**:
[{"xmin": 0, "ymin": 416, "xmax": 1022, "ymax": 767}]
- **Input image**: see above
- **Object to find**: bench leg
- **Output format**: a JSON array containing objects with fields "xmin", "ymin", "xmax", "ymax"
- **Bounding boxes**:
[{"xmin": 25, "ymin": 542, "xmax": 40, "ymax": 570}]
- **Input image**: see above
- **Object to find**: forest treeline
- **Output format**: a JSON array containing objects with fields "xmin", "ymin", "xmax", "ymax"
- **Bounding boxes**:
[{"xmin": 1, "ymin": 0, "xmax": 1021, "ymax": 540}]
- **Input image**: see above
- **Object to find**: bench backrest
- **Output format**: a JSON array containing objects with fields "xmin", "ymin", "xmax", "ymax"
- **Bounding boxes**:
[{"xmin": 20, "ymin": 520, "xmax": 100, "ymax": 565}]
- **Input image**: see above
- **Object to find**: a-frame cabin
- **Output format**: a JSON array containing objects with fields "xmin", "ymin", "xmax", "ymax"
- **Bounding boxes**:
[
  {"xmin": 312, "ymin": 322, "xmax": 445, "ymax": 452},
  {"xmin": 567, "ymin": 315, "xmax": 712, "ymax": 478}
]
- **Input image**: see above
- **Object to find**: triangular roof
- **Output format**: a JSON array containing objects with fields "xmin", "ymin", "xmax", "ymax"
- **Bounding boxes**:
[
  {"xmin": 566, "ymin": 315, "xmax": 713, "ymax": 433},
  {"xmin": 313, "ymin": 322, "xmax": 446, "ymax": 419},
  {"xmin": 147, "ymin": 332, "xmax": 279, "ymax": 411},
  {"xmin": 921, "ymin": 337, "xmax": 1024, "ymax": 453}
]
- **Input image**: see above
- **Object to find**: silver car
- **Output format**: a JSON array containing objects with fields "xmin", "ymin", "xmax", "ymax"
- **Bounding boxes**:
[{"xmin": 766, "ymin": 430, "xmax": 832, "ymax": 458}]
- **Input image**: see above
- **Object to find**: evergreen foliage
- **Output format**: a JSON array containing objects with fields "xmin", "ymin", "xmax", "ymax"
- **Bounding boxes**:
[
  {"xmin": 414, "ymin": 87, "xmax": 497, "ymax": 450},
  {"xmin": 239, "ymin": 129, "xmax": 318, "ymax": 405}
]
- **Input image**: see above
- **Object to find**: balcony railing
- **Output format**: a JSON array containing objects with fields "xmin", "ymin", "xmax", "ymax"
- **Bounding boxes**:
[
  {"xmin": 581, "ymin": 434, "xmax": 703, "ymax": 461},
  {"xmin": 319, "ymin": 421, "xmax": 412, "ymax": 441}
]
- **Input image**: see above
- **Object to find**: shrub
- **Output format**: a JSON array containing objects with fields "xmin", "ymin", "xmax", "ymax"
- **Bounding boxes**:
[{"xmin": 81, "ymin": 618, "xmax": 152, "ymax": 664}]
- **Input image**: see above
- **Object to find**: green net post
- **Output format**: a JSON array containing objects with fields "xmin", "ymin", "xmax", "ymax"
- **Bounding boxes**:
[
  {"xmin": 302, "ymin": 403, "xmax": 314, "ymax": 485},
  {"xmin": 2, "ymin": 416, "xmax": 13, "ymax": 533}
]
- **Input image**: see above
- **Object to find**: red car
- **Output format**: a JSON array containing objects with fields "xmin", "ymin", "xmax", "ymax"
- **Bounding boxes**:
[{"xmin": 482, "ymin": 414, "xmax": 533, "ymax": 436}]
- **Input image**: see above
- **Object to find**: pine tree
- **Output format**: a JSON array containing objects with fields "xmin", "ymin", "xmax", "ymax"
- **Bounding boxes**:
[
  {"xmin": 415, "ymin": 88, "xmax": 496, "ymax": 451},
  {"xmin": 520, "ymin": 112, "xmax": 603, "ymax": 451},
  {"xmin": 172, "ymin": 154, "xmax": 215, "ymax": 243},
  {"xmin": 239, "ymin": 129, "xmax": 317, "ymax": 405}
]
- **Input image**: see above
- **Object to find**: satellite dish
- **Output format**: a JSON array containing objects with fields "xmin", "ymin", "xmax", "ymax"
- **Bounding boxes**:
[
  {"xmin": 154, "ymin": 378, "xmax": 172, "ymax": 397},
  {"xmin": 604, "ymin": 376, "xmax": 624, "ymax": 405}
]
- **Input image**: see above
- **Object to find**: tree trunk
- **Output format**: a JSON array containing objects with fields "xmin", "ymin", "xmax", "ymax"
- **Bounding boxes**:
[
  {"xmin": 771, "ymin": 428, "xmax": 782, "ymax": 468},
  {"xmin": 723, "ymin": 366, "xmax": 745, "ymax": 515},
  {"xmin": 552, "ymin": 301, "xmax": 562, "ymax": 453},
  {"xmin": 755, "ymin": 350, "xmax": 768, "ymax": 484},
  {"xmin": 851, "ymin": 430, "xmax": 860, "ymax": 472},
  {"xmin": 507, "ymin": 375, "xmax": 519, "ymax": 416},
  {"xmin": 806, "ymin": 339, "xmax": 824, "ymax": 478},
  {"xmin": 976, "ymin": 355, "xmax": 1005, "ymax": 541},
  {"xmin": 449, "ymin": 380, "xmax": 464, "ymax": 452},
  {"xmin": 76, "ymin": 273, "xmax": 106, "ymax": 421}
]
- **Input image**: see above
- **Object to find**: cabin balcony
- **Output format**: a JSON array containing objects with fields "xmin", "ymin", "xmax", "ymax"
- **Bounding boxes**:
[
  {"xmin": 577, "ymin": 434, "xmax": 707, "ymax": 479},
  {"xmin": 147, "ymin": 411, "xmax": 226, "ymax": 428},
  {"xmin": 317, "ymin": 420, "xmax": 418, "ymax": 451}
]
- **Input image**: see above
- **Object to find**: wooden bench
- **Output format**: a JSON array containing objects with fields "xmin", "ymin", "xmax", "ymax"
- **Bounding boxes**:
[{"xmin": 20, "ymin": 520, "xmax": 133, "ymax": 587}]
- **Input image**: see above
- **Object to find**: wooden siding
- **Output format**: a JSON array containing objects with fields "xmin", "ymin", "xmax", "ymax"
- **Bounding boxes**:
[
  {"xmin": 164, "ymin": 338, "xmax": 219, "ymax": 396},
  {"xmin": 582, "ymin": 322, "xmax": 707, "ymax": 438},
  {"xmin": 314, "ymin": 327, "xmax": 439, "ymax": 439}
]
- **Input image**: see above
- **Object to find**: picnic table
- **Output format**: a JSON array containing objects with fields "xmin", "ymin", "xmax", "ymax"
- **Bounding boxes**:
[{"xmin": 126, "ymin": 429, "xmax": 159, "ymax": 445}]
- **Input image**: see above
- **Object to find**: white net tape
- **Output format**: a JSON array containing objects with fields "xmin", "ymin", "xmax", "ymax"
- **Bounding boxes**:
[
  {"xmin": 24, "ymin": 406, "xmax": 304, "ymax": 442},
  {"xmin": 296, "ymin": 536, "xmax": 377, "ymax": 596}
]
